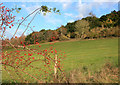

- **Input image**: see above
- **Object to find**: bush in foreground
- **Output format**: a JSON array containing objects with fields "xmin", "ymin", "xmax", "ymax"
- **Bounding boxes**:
[{"xmin": 69, "ymin": 62, "xmax": 118, "ymax": 83}]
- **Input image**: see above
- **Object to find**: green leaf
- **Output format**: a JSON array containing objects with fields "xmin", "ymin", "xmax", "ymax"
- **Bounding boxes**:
[
  {"xmin": 56, "ymin": 10, "xmax": 60, "ymax": 13},
  {"xmin": 18, "ymin": 8, "xmax": 21, "ymax": 10},
  {"xmin": 41, "ymin": 6, "xmax": 48, "ymax": 12},
  {"xmin": 53, "ymin": 8, "xmax": 56, "ymax": 12},
  {"xmin": 43, "ymin": 13, "xmax": 46, "ymax": 16}
]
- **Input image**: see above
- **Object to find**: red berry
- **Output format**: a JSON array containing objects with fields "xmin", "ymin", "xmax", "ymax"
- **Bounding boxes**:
[
  {"xmin": 2, "ymin": 6, "xmax": 5, "ymax": 9},
  {"xmin": 21, "ymin": 42, "xmax": 22, "ymax": 44},
  {"xmin": 32, "ymin": 57, "xmax": 34, "ymax": 59},
  {"xmin": 55, "ymin": 50, "xmax": 57, "ymax": 53},
  {"xmin": 3, "ymin": 27, "xmax": 5, "ymax": 30}
]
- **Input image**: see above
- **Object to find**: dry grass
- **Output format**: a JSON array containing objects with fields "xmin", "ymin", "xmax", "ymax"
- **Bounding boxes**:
[{"xmin": 68, "ymin": 63, "xmax": 118, "ymax": 83}]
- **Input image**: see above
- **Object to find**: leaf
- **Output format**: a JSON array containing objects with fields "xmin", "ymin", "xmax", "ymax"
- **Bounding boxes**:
[
  {"xmin": 56, "ymin": 10, "xmax": 60, "ymax": 13},
  {"xmin": 41, "ymin": 6, "xmax": 48, "ymax": 12},
  {"xmin": 43, "ymin": 13, "xmax": 46, "ymax": 16},
  {"xmin": 16, "ymin": 10, "xmax": 20, "ymax": 13},
  {"xmin": 18, "ymin": 8, "xmax": 21, "ymax": 10},
  {"xmin": 53, "ymin": 8, "xmax": 56, "ymax": 12}
]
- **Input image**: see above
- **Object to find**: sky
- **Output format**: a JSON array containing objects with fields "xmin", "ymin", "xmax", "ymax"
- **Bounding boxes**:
[{"xmin": 0, "ymin": 0, "xmax": 119, "ymax": 39}]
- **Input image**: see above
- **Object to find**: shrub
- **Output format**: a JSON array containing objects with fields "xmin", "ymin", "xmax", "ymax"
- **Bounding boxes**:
[
  {"xmin": 69, "ymin": 63, "xmax": 118, "ymax": 83},
  {"xmin": 70, "ymin": 32, "xmax": 76, "ymax": 38},
  {"xmin": 59, "ymin": 34, "xmax": 70, "ymax": 41}
]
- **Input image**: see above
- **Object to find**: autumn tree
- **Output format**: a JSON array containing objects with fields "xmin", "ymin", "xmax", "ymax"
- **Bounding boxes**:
[
  {"xmin": 57, "ymin": 25, "xmax": 67, "ymax": 36},
  {"xmin": 75, "ymin": 20, "xmax": 90, "ymax": 39}
]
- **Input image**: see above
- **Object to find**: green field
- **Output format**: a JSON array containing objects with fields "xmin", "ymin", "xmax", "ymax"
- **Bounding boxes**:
[
  {"xmin": 37, "ymin": 38, "xmax": 118, "ymax": 71},
  {"xmin": 2, "ymin": 38, "xmax": 118, "ymax": 83}
]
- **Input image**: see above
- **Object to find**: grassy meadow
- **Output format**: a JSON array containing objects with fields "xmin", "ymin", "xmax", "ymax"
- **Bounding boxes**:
[{"xmin": 2, "ymin": 38, "xmax": 118, "ymax": 83}]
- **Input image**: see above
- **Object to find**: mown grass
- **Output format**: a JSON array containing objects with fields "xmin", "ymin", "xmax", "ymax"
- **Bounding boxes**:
[
  {"xmin": 2, "ymin": 38, "xmax": 118, "ymax": 83},
  {"xmin": 36, "ymin": 38, "xmax": 118, "ymax": 72}
]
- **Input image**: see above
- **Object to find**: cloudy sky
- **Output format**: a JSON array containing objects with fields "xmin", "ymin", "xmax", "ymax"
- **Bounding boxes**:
[{"xmin": 0, "ymin": 0, "xmax": 119, "ymax": 39}]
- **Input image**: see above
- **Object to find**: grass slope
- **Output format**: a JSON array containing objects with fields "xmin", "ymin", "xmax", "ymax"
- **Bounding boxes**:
[
  {"xmin": 2, "ymin": 38, "xmax": 118, "ymax": 82},
  {"xmin": 34, "ymin": 38, "xmax": 118, "ymax": 72}
]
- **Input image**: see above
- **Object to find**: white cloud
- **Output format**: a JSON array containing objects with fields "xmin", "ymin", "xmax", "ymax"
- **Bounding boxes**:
[
  {"xmin": 21, "ymin": 4, "xmax": 41, "ymax": 14},
  {"xmin": 64, "ymin": 13, "xmax": 79, "ymax": 19},
  {"xmin": 4, "ymin": 27, "xmax": 25, "ymax": 39},
  {"xmin": 54, "ymin": 0, "xmax": 77, "ymax": 2},
  {"xmin": 76, "ymin": 0, "xmax": 93, "ymax": 19},
  {"xmin": 64, "ymin": 13, "xmax": 73, "ymax": 17},
  {"xmin": 54, "ymin": 0, "xmax": 73, "ymax": 10},
  {"xmin": 60, "ymin": 2, "xmax": 72, "ymax": 10},
  {"xmin": 68, "ymin": 19, "xmax": 74, "ymax": 23},
  {"xmin": 46, "ymin": 18, "xmax": 62, "ymax": 25},
  {"xmin": 21, "ymin": 4, "xmax": 26, "ymax": 8},
  {"xmin": 75, "ymin": 0, "xmax": 118, "ymax": 19},
  {"xmin": 42, "ymin": 13, "xmax": 62, "ymax": 25},
  {"xmin": 93, "ymin": 0, "xmax": 119, "ymax": 2},
  {"xmin": 1, "ymin": 0, "xmax": 119, "ymax": 2},
  {"xmin": 63, "ymin": 3, "xmax": 70, "ymax": 9}
]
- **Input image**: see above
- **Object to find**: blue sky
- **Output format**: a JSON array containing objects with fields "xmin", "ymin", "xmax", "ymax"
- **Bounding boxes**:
[{"xmin": 0, "ymin": 0, "xmax": 119, "ymax": 39}]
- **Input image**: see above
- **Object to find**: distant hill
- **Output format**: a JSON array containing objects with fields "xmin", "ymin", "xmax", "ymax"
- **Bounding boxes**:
[
  {"xmin": 9, "ymin": 10, "xmax": 119, "ymax": 45},
  {"xmin": 65, "ymin": 10, "xmax": 120, "ymax": 31}
]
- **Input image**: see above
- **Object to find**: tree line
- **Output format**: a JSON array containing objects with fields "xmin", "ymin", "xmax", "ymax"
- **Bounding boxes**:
[{"xmin": 9, "ymin": 10, "xmax": 120, "ymax": 45}]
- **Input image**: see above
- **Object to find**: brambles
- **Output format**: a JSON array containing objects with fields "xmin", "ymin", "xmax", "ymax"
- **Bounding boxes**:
[
  {"xmin": 0, "ymin": 3, "xmax": 15, "ymax": 36},
  {"xmin": 1, "ymin": 43, "xmax": 66, "ymax": 83},
  {"xmin": 1, "ymin": 3, "xmax": 67, "ymax": 83},
  {"xmin": 0, "ymin": 3, "xmax": 21, "ymax": 34}
]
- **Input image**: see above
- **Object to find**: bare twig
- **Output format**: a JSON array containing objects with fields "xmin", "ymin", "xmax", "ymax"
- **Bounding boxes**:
[
  {"xmin": 12, "ymin": 7, "xmax": 41, "ymax": 39},
  {"xmin": 21, "ymin": 11, "xmax": 39, "ymax": 37}
]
